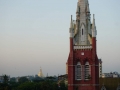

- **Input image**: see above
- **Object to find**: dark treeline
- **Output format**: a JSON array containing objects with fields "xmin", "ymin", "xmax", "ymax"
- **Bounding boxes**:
[
  {"xmin": 0, "ymin": 75, "xmax": 67, "ymax": 90},
  {"xmin": 0, "ymin": 80, "xmax": 67, "ymax": 90},
  {"xmin": 1, "ymin": 75, "xmax": 120, "ymax": 90}
]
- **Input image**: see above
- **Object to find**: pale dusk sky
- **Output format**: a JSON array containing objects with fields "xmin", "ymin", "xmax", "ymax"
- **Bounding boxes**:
[{"xmin": 0, "ymin": 0, "xmax": 120, "ymax": 77}]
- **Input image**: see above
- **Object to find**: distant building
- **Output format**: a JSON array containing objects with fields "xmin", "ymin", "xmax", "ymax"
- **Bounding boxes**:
[
  {"xmin": 46, "ymin": 76, "xmax": 58, "ymax": 81},
  {"xmin": 38, "ymin": 67, "xmax": 44, "ymax": 77},
  {"xmin": 102, "ymin": 73, "xmax": 111, "ymax": 78},
  {"xmin": 58, "ymin": 74, "xmax": 67, "ymax": 81},
  {"xmin": 16, "ymin": 77, "xmax": 20, "ymax": 82},
  {"xmin": 26, "ymin": 76, "xmax": 34, "ymax": 81},
  {"xmin": 58, "ymin": 74, "xmax": 68, "ymax": 86},
  {"xmin": 99, "ymin": 59, "xmax": 102, "ymax": 77},
  {"xmin": 0, "ymin": 76, "xmax": 4, "ymax": 83},
  {"xmin": 112, "ymin": 72, "xmax": 119, "ymax": 78},
  {"xmin": 10, "ymin": 77, "xmax": 16, "ymax": 82},
  {"xmin": 102, "ymin": 72, "xmax": 120, "ymax": 78}
]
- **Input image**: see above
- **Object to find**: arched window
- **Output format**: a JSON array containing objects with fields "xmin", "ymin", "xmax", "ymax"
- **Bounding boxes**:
[
  {"xmin": 85, "ymin": 62, "xmax": 90, "ymax": 80},
  {"xmin": 75, "ymin": 62, "xmax": 81, "ymax": 80},
  {"xmin": 82, "ymin": 29, "xmax": 83, "ymax": 35},
  {"xmin": 80, "ymin": 24, "xmax": 85, "ymax": 42}
]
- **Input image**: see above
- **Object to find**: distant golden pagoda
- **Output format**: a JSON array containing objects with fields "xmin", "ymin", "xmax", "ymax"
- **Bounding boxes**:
[{"xmin": 38, "ymin": 67, "xmax": 44, "ymax": 77}]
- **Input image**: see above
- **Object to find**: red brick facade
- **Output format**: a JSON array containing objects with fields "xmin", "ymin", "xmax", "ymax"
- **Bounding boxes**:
[{"xmin": 67, "ymin": 37, "xmax": 99, "ymax": 90}]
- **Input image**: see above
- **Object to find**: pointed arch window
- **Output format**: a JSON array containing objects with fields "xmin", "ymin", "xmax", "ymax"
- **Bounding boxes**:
[
  {"xmin": 75, "ymin": 62, "xmax": 81, "ymax": 80},
  {"xmin": 80, "ymin": 24, "xmax": 85, "ymax": 42},
  {"xmin": 84, "ymin": 62, "xmax": 90, "ymax": 80},
  {"xmin": 82, "ymin": 29, "xmax": 83, "ymax": 35}
]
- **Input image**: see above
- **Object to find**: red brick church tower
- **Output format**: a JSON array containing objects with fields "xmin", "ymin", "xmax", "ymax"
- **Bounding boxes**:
[{"xmin": 67, "ymin": 0, "xmax": 99, "ymax": 90}]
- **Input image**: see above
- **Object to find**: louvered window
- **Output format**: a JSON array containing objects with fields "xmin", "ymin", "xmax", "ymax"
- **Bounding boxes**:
[
  {"xmin": 85, "ymin": 62, "xmax": 90, "ymax": 80},
  {"xmin": 75, "ymin": 62, "xmax": 81, "ymax": 80}
]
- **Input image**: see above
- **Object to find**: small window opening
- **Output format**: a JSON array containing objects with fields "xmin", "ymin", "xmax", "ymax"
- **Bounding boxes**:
[{"xmin": 82, "ymin": 29, "xmax": 83, "ymax": 35}]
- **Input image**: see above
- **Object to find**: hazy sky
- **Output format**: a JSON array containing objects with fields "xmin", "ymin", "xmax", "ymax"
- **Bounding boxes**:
[{"xmin": 0, "ymin": 0, "xmax": 120, "ymax": 77}]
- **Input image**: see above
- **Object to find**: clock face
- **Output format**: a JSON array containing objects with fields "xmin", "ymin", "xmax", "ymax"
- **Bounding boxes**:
[{"xmin": 81, "ymin": 52, "xmax": 84, "ymax": 55}]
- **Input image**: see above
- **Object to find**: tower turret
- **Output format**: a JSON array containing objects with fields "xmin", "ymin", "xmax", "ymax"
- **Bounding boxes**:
[
  {"xmin": 86, "ymin": 0, "xmax": 90, "ymax": 13},
  {"xmin": 69, "ymin": 15, "xmax": 74, "ymax": 38},
  {"xmin": 76, "ymin": 2, "xmax": 80, "ymax": 14},
  {"xmin": 92, "ymin": 14, "xmax": 97, "ymax": 37},
  {"xmin": 69, "ymin": 15, "xmax": 74, "ymax": 52}
]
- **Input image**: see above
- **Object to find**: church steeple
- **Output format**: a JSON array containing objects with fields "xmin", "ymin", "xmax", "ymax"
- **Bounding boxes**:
[
  {"xmin": 73, "ymin": 0, "xmax": 92, "ymax": 45},
  {"xmin": 67, "ymin": 0, "xmax": 99, "ymax": 90}
]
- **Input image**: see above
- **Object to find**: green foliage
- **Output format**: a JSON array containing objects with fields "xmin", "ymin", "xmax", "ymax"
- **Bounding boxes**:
[
  {"xmin": 0, "ymin": 73, "xmax": 67, "ymax": 90},
  {"xmin": 0, "ymin": 79, "xmax": 67, "ymax": 90},
  {"xmin": 18, "ymin": 77, "xmax": 29, "ymax": 83},
  {"xmin": 17, "ymin": 82, "xmax": 35, "ymax": 90},
  {"xmin": 0, "ymin": 75, "xmax": 10, "ymax": 90},
  {"xmin": 0, "ymin": 83, "xmax": 10, "ymax": 90},
  {"xmin": 60, "ymin": 82, "xmax": 67, "ymax": 90},
  {"xmin": 3, "ymin": 75, "xmax": 9, "ymax": 84}
]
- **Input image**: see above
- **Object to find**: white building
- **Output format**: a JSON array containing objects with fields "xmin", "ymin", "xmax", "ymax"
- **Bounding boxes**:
[
  {"xmin": 99, "ymin": 59, "xmax": 102, "ymax": 77},
  {"xmin": 102, "ymin": 72, "xmax": 120, "ymax": 78}
]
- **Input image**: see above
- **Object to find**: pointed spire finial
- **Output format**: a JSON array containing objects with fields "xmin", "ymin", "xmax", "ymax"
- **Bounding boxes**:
[
  {"xmin": 76, "ymin": 2, "xmax": 80, "ymax": 13},
  {"xmin": 93, "ymin": 14, "xmax": 95, "ymax": 27},
  {"xmin": 69, "ymin": 15, "xmax": 74, "ymax": 38},
  {"xmin": 87, "ymin": 3, "xmax": 90, "ymax": 13},
  {"xmin": 93, "ymin": 14, "xmax": 95, "ymax": 19},
  {"xmin": 92, "ymin": 14, "xmax": 97, "ymax": 37},
  {"xmin": 71, "ymin": 15, "xmax": 72, "ymax": 22},
  {"xmin": 86, "ymin": 0, "xmax": 89, "ymax": 4},
  {"xmin": 70, "ymin": 15, "xmax": 73, "ymax": 29}
]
